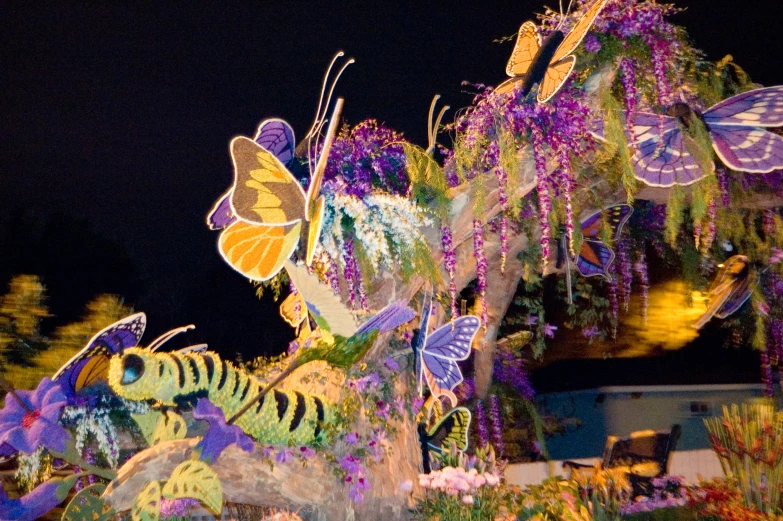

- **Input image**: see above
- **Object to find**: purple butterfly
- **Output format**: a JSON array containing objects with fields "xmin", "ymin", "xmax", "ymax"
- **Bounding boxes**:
[
  {"xmin": 592, "ymin": 86, "xmax": 783, "ymax": 187},
  {"xmin": 52, "ymin": 313, "xmax": 146, "ymax": 394},
  {"xmin": 206, "ymin": 119, "xmax": 297, "ymax": 230},
  {"xmin": 355, "ymin": 300, "xmax": 416, "ymax": 335},
  {"xmin": 412, "ymin": 295, "xmax": 480, "ymax": 403}
]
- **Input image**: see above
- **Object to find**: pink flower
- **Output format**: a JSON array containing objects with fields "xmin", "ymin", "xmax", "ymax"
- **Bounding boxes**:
[{"xmin": 461, "ymin": 494, "xmax": 474, "ymax": 505}]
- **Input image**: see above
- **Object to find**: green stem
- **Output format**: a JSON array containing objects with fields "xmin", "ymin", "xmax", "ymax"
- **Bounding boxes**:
[{"xmin": 51, "ymin": 440, "xmax": 117, "ymax": 481}]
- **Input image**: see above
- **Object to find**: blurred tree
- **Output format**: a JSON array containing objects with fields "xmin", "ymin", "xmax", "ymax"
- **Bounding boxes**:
[{"xmin": 0, "ymin": 275, "xmax": 133, "ymax": 389}]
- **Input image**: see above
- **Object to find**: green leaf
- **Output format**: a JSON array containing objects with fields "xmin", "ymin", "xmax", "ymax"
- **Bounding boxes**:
[
  {"xmin": 297, "ymin": 329, "xmax": 379, "ymax": 369},
  {"xmin": 132, "ymin": 481, "xmax": 161, "ymax": 521},
  {"xmin": 61, "ymin": 483, "xmax": 115, "ymax": 521},
  {"xmin": 132, "ymin": 410, "xmax": 188, "ymax": 446},
  {"xmin": 162, "ymin": 459, "xmax": 223, "ymax": 516}
]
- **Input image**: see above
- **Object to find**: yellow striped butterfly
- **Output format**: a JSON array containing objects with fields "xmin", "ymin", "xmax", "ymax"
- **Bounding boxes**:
[
  {"xmin": 496, "ymin": 0, "xmax": 608, "ymax": 102},
  {"xmin": 417, "ymin": 395, "xmax": 471, "ymax": 472},
  {"xmin": 211, "ymin": 54, "xmax": 354, "ymax": 281}
]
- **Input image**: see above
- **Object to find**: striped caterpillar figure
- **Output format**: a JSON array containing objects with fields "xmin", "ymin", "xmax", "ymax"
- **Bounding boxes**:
[{"xmin": 108, "ymin": 347, "xmax": 332, "ymax": 446}]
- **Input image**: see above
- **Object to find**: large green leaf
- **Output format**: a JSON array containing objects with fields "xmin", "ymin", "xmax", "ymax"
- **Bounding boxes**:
[
  {"xmin": 131, "ymin": 481, "xmax": 161, "ymax": 521},
  {"xmin": 61, "ymin": 484, "xmax": 115, "ymax": 521},
  {"xmin": 161, "ymin": 459, "xmax": 223, "ymax": 516},
  {"xmin": 132, "ymin": 410, "xmax": 188, "ymax": 446}
]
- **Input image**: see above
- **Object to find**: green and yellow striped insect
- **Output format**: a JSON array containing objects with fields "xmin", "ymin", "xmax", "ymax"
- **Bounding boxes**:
[{"xmin": 107, "ymin": 346, "xmax": 333, "ymax": 446}]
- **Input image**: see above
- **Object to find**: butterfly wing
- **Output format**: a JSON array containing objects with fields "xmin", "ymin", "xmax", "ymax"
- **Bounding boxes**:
[
  {"xmin": 206, "ymin": 189, "xmax": 237, "ymax": 230},
  {"xmin": 254, "ymin": 119, "xmax": 296, "ymax": 166},
  {"xmin": 280, "ymin": 291, "xmax": 308, "ymax": 329},
  {"xmin": 420, "ymin": 315, "xmax": 480, "ymax": 397},
  {"xmin": 550, "ymin": 0, "xmax": 609, "ymax": 64},
  {"xmin": 693, "ymin": 255, "xmax": 749, "ymax": 329},
  {"xmin": 303, "ymin": 195, "xmax": 325, "ymax": 266},
  {"xmin": 633, "ymin": 115, "xmax": 707, "ymax": 187},
  {"xmin": 355, "ymin": 300, "xmax": 416, "ymax": 335},
  {"xmin": 604, "ymin": 205, "xmax": 633, "ymax": 241},
  {"xmin": 506, "ymin": 21, "xmax": 541, "ymax": 77},
  {"xmin": 284, "ymin": 261, "xmax": 358, "ymax": 337},
  {"xmin": 218, "ymin": 220, "xmax": 302, "ymax": 281},
  {"xmin": 426, "ymin": 407, "xmax": 472, "ymax": 453},
  {"xmin": 702, "ymin": 86, "xmax": 783, "ymax": 128},
  {"xmin": 575, "ymin": 240, "xmax": 615, "ymax": 279},
  {"xmin": 229, "ymin": 136, "xmax": 307, "ymax": 226},
  {"xmin": 708, "ymin": 126, "xmax": 783, "ymax": 173},
  {"xmin": 715, "ymin": 274, "xmax": 751, "ymax": 319},
  {"xmin": 537, "ymin": 55, "xmax": 576, "ymax": 103},
  {"xmin": 53, "ymin": 313, "xmax": 147, "ymax": 393}
]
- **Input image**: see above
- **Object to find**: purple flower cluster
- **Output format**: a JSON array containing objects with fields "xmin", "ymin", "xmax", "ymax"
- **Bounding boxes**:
[
  {"xmin": 323, "ymin": 120, "xmax": 409, "ymax": 198},
  {"xmin": 441, "ymin": 225, "xmax": 459, "ymax": 318},
  {"xmin": 717, "ymin": 168, "xmax": 731, "ymax": 207},
  {"xmin": 763, "ymin": 209, "xmax": 776, "ymax": 237},
  {"xmin": 474, "ymin": 400, "xmax": 490, "ymax": 449},
  {"xmin": 339, "ymin": 453, "xmax": 371, "ymax": 503},
  {"xmin": 342, "ymin": 235, "xmax": 362, "ymax": 310},
  {"xmin": 492, "ymin": 349, "xmax": 535, "ymax": 400},
  {"xmin": 455, "ymin": 378, "xmax": 476, "ymax": 402},
  {"xmin": 608, "ymin": 272, "xmax": 619, "ymax": 339},
  {"xmin": 616, "ymin": 238, "xmax": 632, "ymax": 312},
  {"xmin": 619, "ymin": 57, "xmax": 639, "ymax": 153},
  {"xmin": 473, "ymin": 219, "xmax": 488, "ymax": 326},
  {"xmin": 621, "ymin": 475, "xmax": 687, "ymax": 514},
  {"xmin": 583, "ymin": 33, "xmax": 602, "ymax": 53},
  {"xmin": 488, "ymin": 396, "xmax": 504, "ymax": 457},
  {"xmin": 762, "ymin": 350, "xmax": 774, "ymax": 397},
  {"xmin": 530, "ymin": 123, "xmax": 553, "ymax": 269},
  {"xmin": 160, "ymin": 497, "xmax": 200, "ymax": 519},
  {"xmin": 633, "ymin": 250, "xmax": 649, "ymax": 323}
]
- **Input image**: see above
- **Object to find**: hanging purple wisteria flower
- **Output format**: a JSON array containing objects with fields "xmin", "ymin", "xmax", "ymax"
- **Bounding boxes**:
[
  {"xmin": 441, "ymin": 225, "xmax": 459, "ymax": 319},
  {"xmin": 192, "ymin": 398, "xmax": 254, "ymax": 463},
  {"xmin": 0, "ymin": 378, "xmax": 70, "ymax": 455},
  {"xmin": 634, "ymin": 249, "xmax": 649, "ymax": 323},
  {"xmin": 473, "ymin": 219, "xmax": 488, "ymax": 327},
  {"xmin": 492, "ymin": 350, "xmax": 535, "ymax": 400},
  {"xmin": 488, "ymin": 395, "xmax": 504, "ymax": 457},
  {"xmin": 474, "ymin": 400, "xmax": 490, "ymax": 449}
]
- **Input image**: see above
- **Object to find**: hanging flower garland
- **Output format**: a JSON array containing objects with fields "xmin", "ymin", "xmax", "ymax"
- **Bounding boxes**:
[
  {"xmin": 473, "ymin": 220, "xmax": 489, "ymax": 327},
  {"xmin": 441, "ymin": 225, "xmax": 459, "ymax": 319}
]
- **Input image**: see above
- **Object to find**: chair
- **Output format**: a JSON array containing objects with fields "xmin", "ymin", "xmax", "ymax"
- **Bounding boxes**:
[{"xmin": 562, "ymin": 424, "xmax": 681, "ymax": 497}]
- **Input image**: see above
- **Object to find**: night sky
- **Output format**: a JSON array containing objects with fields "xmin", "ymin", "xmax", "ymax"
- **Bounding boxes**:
[{"xmin": 2, "ymin": 2, "xmax": 782, "ymax": 363}]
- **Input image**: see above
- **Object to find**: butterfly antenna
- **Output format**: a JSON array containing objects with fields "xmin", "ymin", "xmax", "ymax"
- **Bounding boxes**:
[
  {"xmin": 307, "ymin": 56, "xmax": 354, "ymax": 174},
  {"xmin": 148, "ymin": 325, "xmax": 196, "ymax": 352},
  {"xmin": 306, "ymin": 51, "xmax": 345, "ymax": 141},
  {"xmin": 426, "ymin": 95, "xmax": 450, "ymax": 154}
]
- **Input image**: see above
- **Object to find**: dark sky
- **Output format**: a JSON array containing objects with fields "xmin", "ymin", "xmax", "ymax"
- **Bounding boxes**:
[{"xmin": 1, "ymin": 2, "xmax": 782, "ymax": 360}]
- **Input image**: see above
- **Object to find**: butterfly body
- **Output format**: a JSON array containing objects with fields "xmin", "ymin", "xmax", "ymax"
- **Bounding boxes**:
[{"xmin": 496, "ymin": 0, "xmax": 608, "ymax": 103}]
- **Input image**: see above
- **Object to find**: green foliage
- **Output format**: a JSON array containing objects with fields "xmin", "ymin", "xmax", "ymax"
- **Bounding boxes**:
[
  {"xmin": 162, "ymin": 459, "xmax": 223, "ymax": 516},
  {"xmin": 61, "ymin": 483, "xmax": 115, "ymax": 521},
  {"xmin": 599, "ymin": 88, "xmax": 638, "ymax": 197},
  {"xmin": 131, "ymin": 410, "xmax": 188, "ymax": 447},
  {"xmin": 516, "ymin": 477, "xmax": 591, "ymax": 521},
  {"xmin": 296, "ymin": 329, "xmax": 379, "ymax": 369},
  {"xmin": 403, "ymin": 142, "xmax": 450, "ymax": 219},
  {"xmin": 132, "ymin": 480, "xmax": 162, "ymax": 521},
  {"xmin": 665, "ymin": 186, "xmax": 686, "ymax": 246}
]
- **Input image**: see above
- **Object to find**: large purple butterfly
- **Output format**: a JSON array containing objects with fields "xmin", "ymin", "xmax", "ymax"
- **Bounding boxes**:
[
  {"xmin": 592, "ymin": 86, "xmax": 783, "ymax": 187},
  {"xmin": 412, "ymin": 295, "xmax": 480, "ymax": 403},
  {"xmin": 52, "ymin": 313, "xmax": 146, "ymax": 394},
  {"xmin": 206, "ymin": 119, "xmax": 297, "ymax": 230}
]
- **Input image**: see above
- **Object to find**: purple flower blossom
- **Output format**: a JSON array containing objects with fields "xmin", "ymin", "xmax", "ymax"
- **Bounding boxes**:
[
  {"xmin": 442, "ymin": 225, "xmax": 459, "ymax": 318},
  {"xmin": 543, "ymin": 323, "xmax": 557, "ymax": 338},
  {"xmin": 192, "ymin": 398, "xmax": 254, "ymax": 463},
  {"xmin": 344, "ymin": 432, "xmax": 359, "ymax": 445},
  {"xmin": 348, "ymin": 372, "xmax": 381, "ymax": 393},
  {"xmin": 299, "ymin": 446, "xmax": 316, "ymax": 460},
  {"xmin": 583, "ymin": 33, "xmax": 601, "ymax": 53},
  {"xmin": 0, "ymin": 377, "xmax": 70, "ymax": 455},
  {"xmin": 276, "ymin": 448, "xmax": 294, "ymax": 464},
  {"xmin": 488, "ymin": 395, "xmax": 504, "ymax": 456},
  {"xmin": 383, "ymin": 356, "xmax": 400, "ymax": 372},
  {"xmin": 374, "ymin": 400, "xmax": 390, "ymax": 419},
  {"xmin": 455, "ymin": 378, "xmax": 476, "ymax": 402},
  {"xmin": 526, "ymin": 315, "xmax": 539, "ymax": 326},
  {"xmin": 475, "ymin": 400, "xmax": 489, "ymax": 449},
  {"xmin": 583, "ymin": 326, "xmax": 600, "ymax": 339},
  {"xmin": 634, "ymin": 250, "xmax": 649, "ymax": 323},
  {"xmin": 160, "ymin": 497, "xmax": 200, "ymax": 519},
  {"xmin": 261, "ymin": 445, "xmax": 275, "ymax": 459},
  {"xmin": 493, "ymin": 351, "xmax": 535, "ymax": 400},
  {"xmin": 473, "ymin": 220, "xmax": 488, "ymax": 327},
  {"xmin": 367, "ymin": 430, "xmax": 387, "ymax": 462},
  {"xmin": 771, "ymin": 248, "xmax": 783, "ymax": 264},
  {"xmin": 411, "ymin": 396, "xmax": 425, "ymax": 416}
]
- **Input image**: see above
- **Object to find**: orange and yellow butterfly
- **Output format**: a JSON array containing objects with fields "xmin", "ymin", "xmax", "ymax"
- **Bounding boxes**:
[
  {"xmin": 215, "ymin": 100, "xmax": 343, "ymax": 281},
  {"xmin": 495, "ymin": 0, "xmax": 608, "ymax": 102}
]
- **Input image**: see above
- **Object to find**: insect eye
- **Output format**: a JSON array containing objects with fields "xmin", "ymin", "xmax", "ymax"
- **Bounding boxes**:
[{"xmin": 121, "ymin": 354, "xmax": 145, "ymax": 385}]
